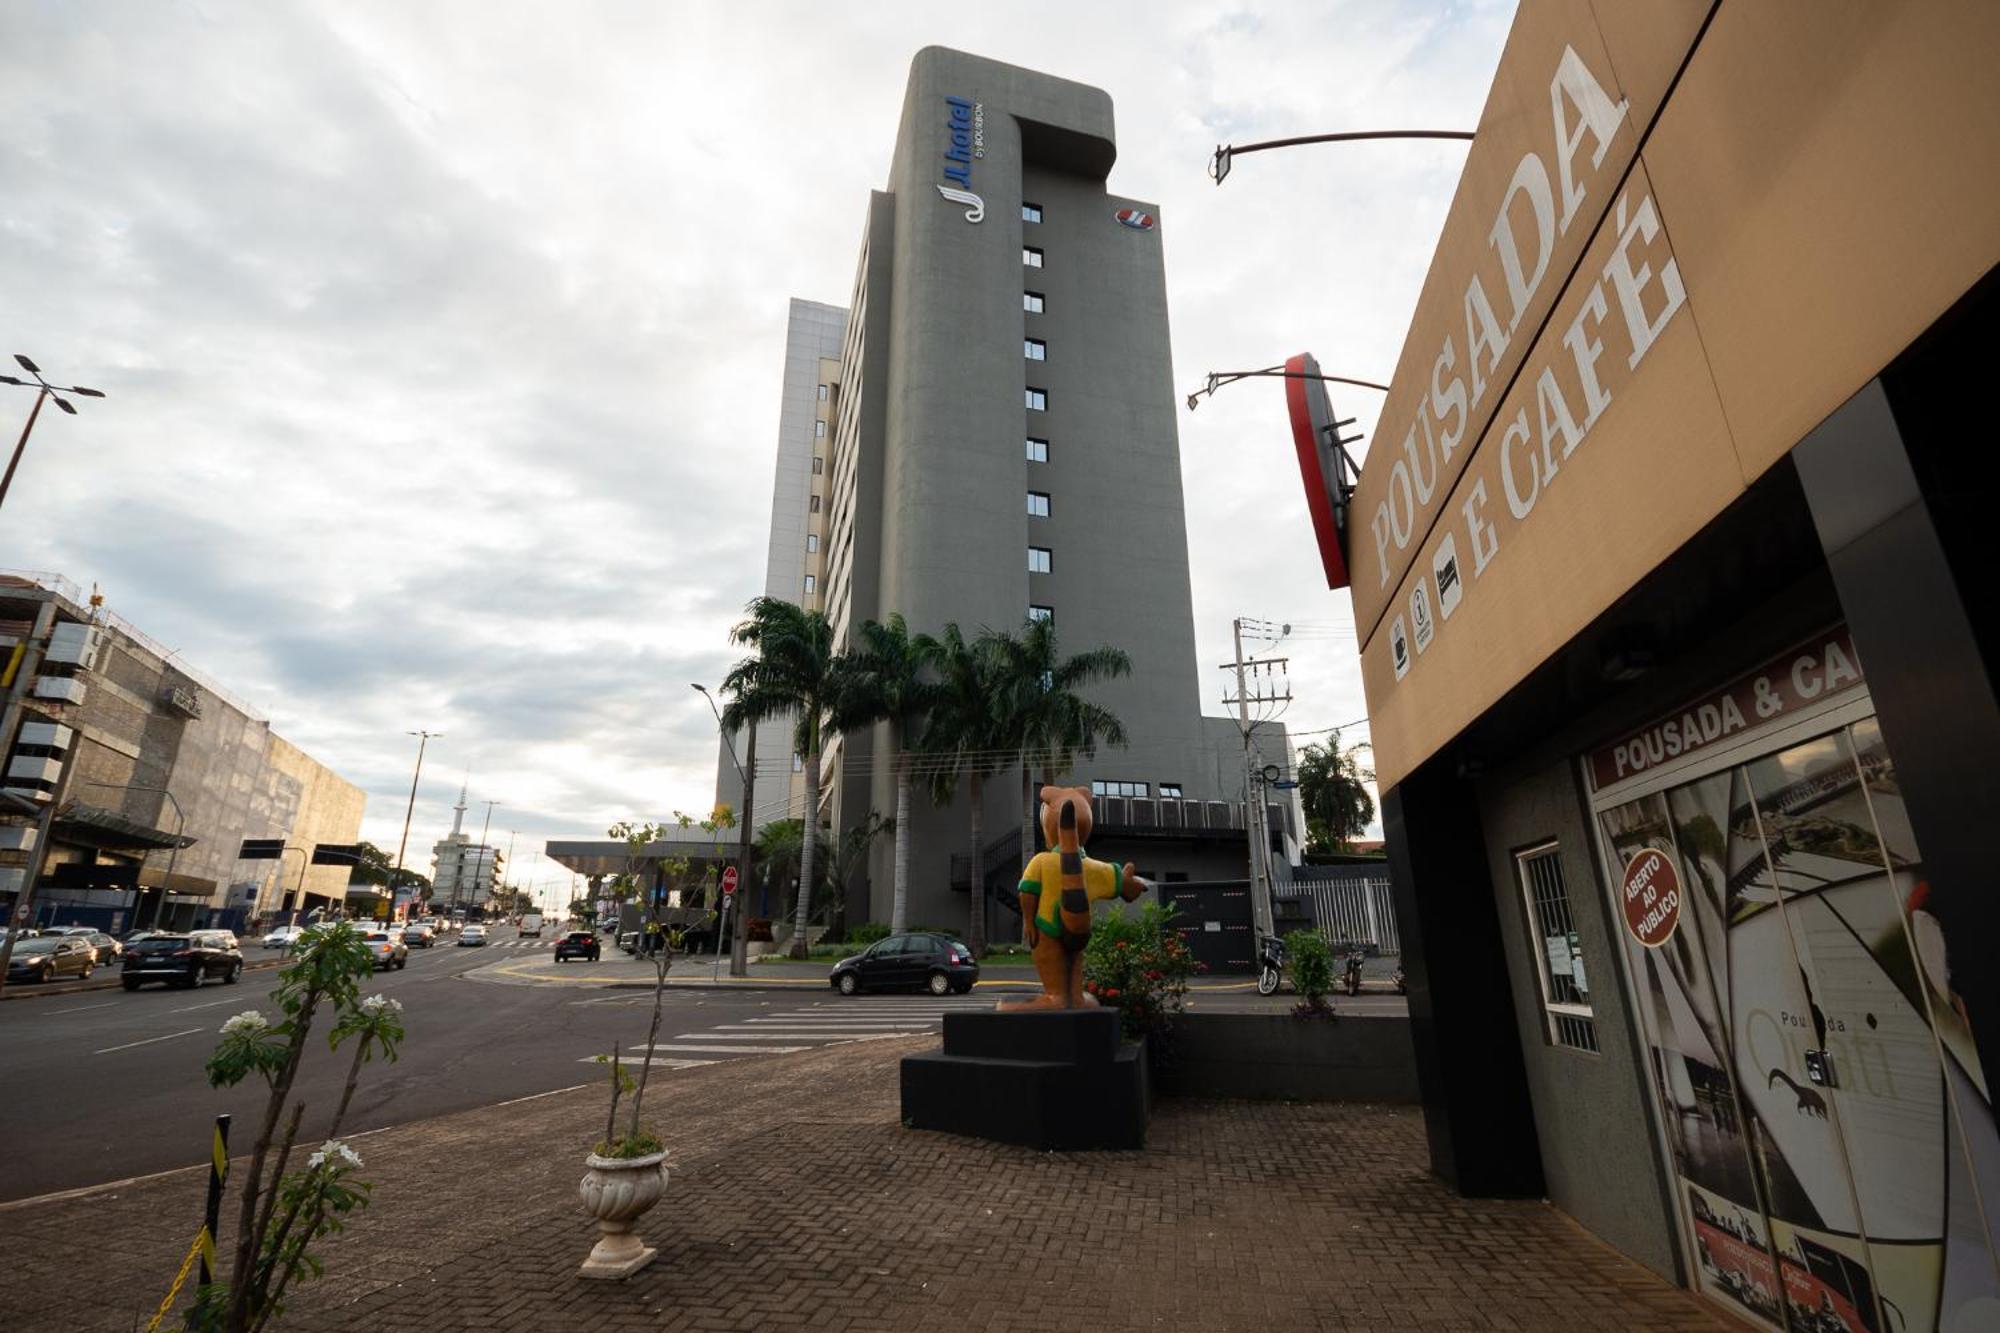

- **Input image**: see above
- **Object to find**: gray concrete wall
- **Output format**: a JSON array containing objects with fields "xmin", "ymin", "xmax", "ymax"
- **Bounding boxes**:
[
  {"xmin": 1475, "ymin": 756, "xmax": 1681, "ymax": 1282},
  {"xmin": 1157, "ymin": 1012, "xmax": 1419, "ymax": 1104}
]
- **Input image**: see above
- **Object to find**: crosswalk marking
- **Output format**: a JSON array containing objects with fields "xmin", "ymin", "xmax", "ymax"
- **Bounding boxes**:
[
  {"xmin": 581, "ymin": 998, "xmax": 988, "ymax": 1076},
  {"xmin": 671, "ymin": 1032, "xmax": 834, "ymax": 1042},
  {"xmin": 635, "ymin": 1043, "xmax": 808, "ymax": 1055}
]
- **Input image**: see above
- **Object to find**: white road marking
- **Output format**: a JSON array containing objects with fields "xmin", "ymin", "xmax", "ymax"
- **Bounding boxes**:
[
  {"xmin": 492, "ymin": 1083, "xmax": 591, "ymax": 1107},
  {"xmin": 671, "ymin": 1032, "xmax": 849, "ymax": 1042},
  {"xmin": 635, "ymin": 1043, "xmax": 809, "ymax": 1055},
  {"xmin": 94, "ymin": 1027, "xmax": 203, "ymax": 1055},
  {"xmin": 576, "ymin": 1056, "xmax": 716, "ymax": 1069},
  {"xmin": 48, "ymin": 1002, "xmax": 115, "ymax": 1015},
  {"xmin": 169, "ymin": 998, "xmax": 244, "ymax": 1014}
]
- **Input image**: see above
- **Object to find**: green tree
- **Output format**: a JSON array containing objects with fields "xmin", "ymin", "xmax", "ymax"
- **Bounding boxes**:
[
  {"xmin": 1297, "ymin": 733, "xmax": 1376, "ymax": 854},
  {"xmin": 828, "ymin": 614, "xmax": 940, "ymax": 933},
  {"xmin": 920, "ymin": 623, "xmax": 1007, "ymax": 957},
  {"xmin": 989, "ymin": 618, "xmax": 1132, "ymax": 876},
  {"xmin": 345, "ymin": 841, "xmax": 430, "ymax": 893},
  {"xmin": 722, "ymin": 596, "xmax": 841, "ymax": 958}
]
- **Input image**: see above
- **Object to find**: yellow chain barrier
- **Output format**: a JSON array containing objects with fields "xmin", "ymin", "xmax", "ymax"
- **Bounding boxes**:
[{"xmin": 144, "ymin": 1230, "xmax": 208, "ymax": 1332}]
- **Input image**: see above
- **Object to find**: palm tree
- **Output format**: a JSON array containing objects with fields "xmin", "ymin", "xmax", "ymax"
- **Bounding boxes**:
[
  {"xmin": 722, "ymin": 596, "xmax": 840, "ymax": 958},
  {"xmin": 919, "ymin": 623, "xmax": 1007, "ymax": 956},
  {"xmin": 990, "ymin": 618, "xmax": 1132, "ymax": 874},
  {"xmin": 828, "ymin": 614, "xmax": 939, "ymax": 933}
]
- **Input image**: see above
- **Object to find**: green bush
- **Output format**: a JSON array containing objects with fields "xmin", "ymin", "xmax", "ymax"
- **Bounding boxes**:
[
  {"xmin": 1082, "ymin": 901, "xmax": 1199, "ymax": 1046},
  {"xmin": 1285, "ymin": 927, "xmax": 1337, "ymax": 1017}
]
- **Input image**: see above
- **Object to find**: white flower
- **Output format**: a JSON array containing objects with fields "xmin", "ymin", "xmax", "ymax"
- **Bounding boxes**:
[
  {"xmin": 220, "ymin": 1011, "xmax": 269, "ymax": 1039},
  {"xmin": 306, "ymin": 1140, "xmax": 362, "ymax": 1171},
  {"xmin": 359, "ymin": 994, "xmax": 403, "ymax": 1016}
]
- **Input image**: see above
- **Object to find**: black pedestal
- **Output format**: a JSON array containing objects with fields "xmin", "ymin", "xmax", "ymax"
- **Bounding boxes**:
[{"xmin": 900, "ymin": 1008, "xmax": 1148, "ymax": 1151}]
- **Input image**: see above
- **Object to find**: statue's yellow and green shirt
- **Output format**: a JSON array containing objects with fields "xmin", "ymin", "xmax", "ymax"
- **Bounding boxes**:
[{"xmin": 1018, "ymin": 851, "xmax": 1122, "ymax": 941}]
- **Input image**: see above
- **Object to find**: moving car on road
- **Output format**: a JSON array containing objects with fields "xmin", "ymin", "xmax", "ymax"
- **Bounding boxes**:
[
  {"xmin": 362, "ymin": 930, "xmax": 408, "ymax": 971},
  {"xmin": 261, "ymin": 925, "xmax": 303, "ymax": 950},
  {"xmin": 402, "ymin": 923, "xmax": 436, "ymax": 948},
  {"xmin": 122, "ymin": 931, "xmax": 244, "ymax": 990},
  {"xmin": 457, "ymin": 923, "xmax": 488, "ymax": 947},
  {"xmin": 518, "ymin": 912, "xmax": 544, "ymax": 938},
  {"xmin": 553, "ymin": 930, "xmax": 600, "ymax": 963},
  {"xmin": 52, "ymin": 927, "xmax": 123, "ymax": 967},
  {"xmin": 6, "ymin": 934, "xmax": 97, "ymax": 984},
  {"xmin": 830, "ymin": 932, "xmax": 979, "ymax": 996}
]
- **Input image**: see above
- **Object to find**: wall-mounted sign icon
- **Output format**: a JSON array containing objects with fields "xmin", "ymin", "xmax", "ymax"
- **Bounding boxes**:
[
  {"xmin": 1114, "ymin": 208, "xmax": 1155, "ymax": 231},
  {"xmin": 937, "ymin": 185, "xmax": 985, "ymax": 223}
]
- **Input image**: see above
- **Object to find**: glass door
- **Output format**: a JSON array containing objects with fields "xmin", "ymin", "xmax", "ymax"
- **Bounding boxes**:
[{"xmin": 1594, "ymin": 716, "xmax": 2000, "ymax": 1332}]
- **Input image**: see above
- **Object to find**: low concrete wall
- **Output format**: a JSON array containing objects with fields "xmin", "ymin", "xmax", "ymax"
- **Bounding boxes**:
[{"xmin": 1157, "ymin": 1011, "xmax": 1419, "ymax": 1103}]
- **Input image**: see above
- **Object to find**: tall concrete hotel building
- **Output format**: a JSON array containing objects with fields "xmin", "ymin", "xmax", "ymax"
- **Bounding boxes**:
[{"xmin": 720, "ymin": 49, "xmax": 1292, "ymax": 939}]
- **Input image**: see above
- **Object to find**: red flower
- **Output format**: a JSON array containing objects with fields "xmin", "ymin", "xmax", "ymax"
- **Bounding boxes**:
[{"xmin": 1104, "ymin": 987, "xmax": 1120, "ymax": 998}]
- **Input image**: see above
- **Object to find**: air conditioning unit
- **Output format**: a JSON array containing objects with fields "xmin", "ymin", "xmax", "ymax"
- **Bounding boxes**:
[
  {"xmin": 16, "ymin": 721, "xmax": 73, "ymax": 751},
  {"xmin": 33, "ymin": 676, "xmax": 87, "ymax": 705},
  {"xmin": 44, "ymin": 622, "xmax": 104, "ymax": 670}
]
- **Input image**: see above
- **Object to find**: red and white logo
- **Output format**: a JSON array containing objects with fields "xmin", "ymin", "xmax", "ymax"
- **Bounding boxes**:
[{"xmin": 1113, "ymin": 208, "xmax": 1155, "ymax": 231}]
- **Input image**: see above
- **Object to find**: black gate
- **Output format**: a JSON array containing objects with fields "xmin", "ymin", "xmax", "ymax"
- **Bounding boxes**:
[{"xmin": 1160, "ymin": 880, "xmax": 1256, "ymax": 975}]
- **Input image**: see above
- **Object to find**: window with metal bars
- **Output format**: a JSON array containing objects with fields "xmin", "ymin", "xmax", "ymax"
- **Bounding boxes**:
[{"xmin": 1515, "ymin": 842, "xmax": 1598, "ymax": 1052}]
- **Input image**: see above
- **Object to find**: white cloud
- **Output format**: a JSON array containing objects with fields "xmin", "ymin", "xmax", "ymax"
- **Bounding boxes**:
[{"xmin": 1, "ymin": 0, "xmax": 1514, "ymax": 879}]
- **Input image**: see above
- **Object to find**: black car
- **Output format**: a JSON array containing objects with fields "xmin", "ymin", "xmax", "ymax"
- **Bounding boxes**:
[
  {"xmin": 830, "ymin": 932, "xmax": 978, "ymax": 996},
  {"xmin": 553, "ymin": 930, "xmax": 601, "ymax": 963},
  {"xmin": 122, "ymin": 930, "xmax": 244, "ymax": 990},
  {"xmin": 6, "ymin": 934, "xmax": 98, "ymax": 984}
]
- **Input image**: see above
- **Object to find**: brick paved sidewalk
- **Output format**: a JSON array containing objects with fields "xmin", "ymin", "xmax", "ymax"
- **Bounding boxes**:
[{"xmin": 0, "ymin": 1036, "xmax": 1729, "ymax": 1332}]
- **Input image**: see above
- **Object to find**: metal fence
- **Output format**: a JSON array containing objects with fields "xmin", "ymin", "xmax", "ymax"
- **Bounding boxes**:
[{"xmin": 1284, "ymin": 875, "xmax": 1399, "ymax": 955}]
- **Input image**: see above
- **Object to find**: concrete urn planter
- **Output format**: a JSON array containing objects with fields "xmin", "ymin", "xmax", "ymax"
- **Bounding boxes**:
[{"xmin": 576, "ymin": 1149, "xmax": 668, "ymax": 1279}]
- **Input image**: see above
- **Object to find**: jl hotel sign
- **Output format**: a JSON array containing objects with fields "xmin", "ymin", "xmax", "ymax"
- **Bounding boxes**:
[{"xmin": 1346, "ymin": 0, "xmax": 2000, "ymax": 790}]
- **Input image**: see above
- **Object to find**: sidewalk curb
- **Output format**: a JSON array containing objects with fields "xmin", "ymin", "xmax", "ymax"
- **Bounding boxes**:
[{"xmin": 0, "ymin": 956, "xmax": 285, "ymax": 1002}]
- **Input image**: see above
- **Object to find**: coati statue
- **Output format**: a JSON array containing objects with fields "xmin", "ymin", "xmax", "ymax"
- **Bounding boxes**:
[{"xmin": 1001, "ymin": 784, "xmax": 1148, "ymax": 1010}]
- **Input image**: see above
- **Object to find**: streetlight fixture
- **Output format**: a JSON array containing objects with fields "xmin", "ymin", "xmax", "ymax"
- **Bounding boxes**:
[
  {"xmin": 694, "ymin": 682, "xmax": 757, "ymax": 978},
  {"xmin": 1209, "ymin": 128, "xmax": 1474, "ymax": 185},
  {"xmin": 391, "ymin": 730, "xmax": 441, "ymax": 914},
  {"xmin": 1, "ymin": 354, "xmax": 106, "ymax": 513}
]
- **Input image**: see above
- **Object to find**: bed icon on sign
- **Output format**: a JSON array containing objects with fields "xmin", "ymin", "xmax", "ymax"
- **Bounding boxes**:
[{"xmin": 1432, "ymin": 535, "xmax": 1463, "ymax": 621}]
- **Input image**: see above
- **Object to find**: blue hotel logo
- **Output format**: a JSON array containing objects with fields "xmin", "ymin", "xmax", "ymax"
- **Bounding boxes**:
[{"xmin": 936, "ymin": 95, "xmax": 986, "ymax": 224}]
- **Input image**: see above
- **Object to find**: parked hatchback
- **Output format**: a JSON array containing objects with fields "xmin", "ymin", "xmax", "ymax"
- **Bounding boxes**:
[
  {"xmin": 830, "ymin": 932, "xmax": 978, "ymax": 996},
  {"xmin": 123, "ymin": 931, "xmax": 243, "ymax": 990},
  {"xmin": 6, "ymin": 934, "xmax": 99, "ymax": 984}
]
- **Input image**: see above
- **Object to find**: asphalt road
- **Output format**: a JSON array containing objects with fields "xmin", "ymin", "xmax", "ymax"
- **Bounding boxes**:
[{"xmin": 0, "ymin": 928, "xmax": 858, "ymax": 1201}]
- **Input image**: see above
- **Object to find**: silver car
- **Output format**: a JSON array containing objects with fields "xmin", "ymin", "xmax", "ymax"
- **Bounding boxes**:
[{"xmin": 362, "ymin": 929, "xmax": 408, "ymax": 971}]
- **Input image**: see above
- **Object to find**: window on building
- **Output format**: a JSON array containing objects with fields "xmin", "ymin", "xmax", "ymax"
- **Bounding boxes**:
[
  {"xmin": 810, "ymin": 494, "xmax": 821, "ymax": 513},
  {"xmin": 1028, "ymin": 605, "xmax": 1053, "ymax": 623},
  {"xmin": 1023, "ymin": 291, "xmax": 1045, "ymax": 314},
  {"xmin": 1516, "ymin": 842, "xmax": 1598, "ymax": 1053},
  {"xmin": 816, "ymin": 383, "xmax": 829, "ymax": 401},
  {"xmin": 812, "ymin": 455, "xmax": 824, "ymax": 475},
  {"xmin": 1026, "ymin": 438, "xmax": 1049, "ymax": 462},
  {"xmin": 815, "ymin": 419, "xmax": 826, "ymax": 438},
  {"xmin": 1090, "ymin": 780, "xmax": 1150, "ymax": 798},
  {"xmin": 792, "ymin": 753, "xmax": 804, "ymax": 773},
  {"xmin": 1026, "ymin": 491, "xmax": 1050, "ymax": 517},
  {"xmin": 1024, "ymin": 338, "xmax": 1046, "ymax": 361},
  {"xmin": 1028, "ymin": 546, "xmax": 1051, "ymax": 574},
  {"xmin": 804, "ymin": 573, "xmax": 817, "ymax": 595},
  {"xmin": 1023, "ymin": 246, "xmax": 1044, "ymax": 268},
  {"xmin": 1022, "ymin": 202, "xmax": 1042, "ymax": 223},
  {"xmin": 1025, "ymin": 387, "xmax": 1047, "ymax": 411},
  {"xmin": 807, "ymin": 533, "xmax": 819, "ymax": 553},
  {"xmin": 1160, "ymin": 784, "xmax": 1184, "ymax": 799}
]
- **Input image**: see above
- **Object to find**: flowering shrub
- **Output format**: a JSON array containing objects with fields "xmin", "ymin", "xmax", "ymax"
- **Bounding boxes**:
[{"xmin": 1082, "ymin": 901, "xmax": 1200, "ymax": 1046}]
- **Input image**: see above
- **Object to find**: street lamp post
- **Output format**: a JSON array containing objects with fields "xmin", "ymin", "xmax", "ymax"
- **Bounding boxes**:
[
  {"xmin": 694, "ymin": 682, "xmax": 757, "ymax": 978},
  {"xmin": 1, "ymin": 354, "xmax": 106, "ymax": 513},
  {"xmin": 82, "ymin": 781, "xmax": 186, "ymax": 932},
  {"xmin": 392, "ymin": 730, "xmax": 441, "ymax": 914},
  {"xmin": 1209, "ymin": 128, "xmax": 1475, "ymax": 185}
]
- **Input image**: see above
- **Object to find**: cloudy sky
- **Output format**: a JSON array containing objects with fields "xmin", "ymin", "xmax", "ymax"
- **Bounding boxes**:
[{"xmin": 1, "ymin": 0, "xmax": 1512, "ymax": 901}]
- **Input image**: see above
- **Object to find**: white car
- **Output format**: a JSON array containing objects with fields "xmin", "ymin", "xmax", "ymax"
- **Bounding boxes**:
[
  {"xmin": 457, "ymin": 924, "xmax": 488, "ymax": 947},
  {"xmin": 261, "ymin": 926, "xmax": 303, "ymax": 950}
]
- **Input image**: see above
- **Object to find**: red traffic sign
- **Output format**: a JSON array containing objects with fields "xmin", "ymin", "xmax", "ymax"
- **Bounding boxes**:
[{"xmin": 720, "ymin": 866, "xmax": 738, "ymax": 897}]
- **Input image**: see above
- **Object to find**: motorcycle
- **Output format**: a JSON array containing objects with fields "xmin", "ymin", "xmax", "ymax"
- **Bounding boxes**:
[
  {"xmin": 1342, "ymin": 948, "xmax": 1365, "ymax": 996},
  {"xmin": 1255, "ymin": 934, "xmax": 1287, "ymax": 996}
]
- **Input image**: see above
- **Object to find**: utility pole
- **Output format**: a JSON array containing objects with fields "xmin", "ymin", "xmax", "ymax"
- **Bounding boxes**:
[
  {"xmin": 476, "ymin": 798, "xmax": 498, "ymax": 909},
  {"xmin": 1223, "ymin": 618, "xmax": 1291, "ymax": 944},
  {"xmin": 392, "ymin": 730, "xmax": 441, "ymax": 915}
]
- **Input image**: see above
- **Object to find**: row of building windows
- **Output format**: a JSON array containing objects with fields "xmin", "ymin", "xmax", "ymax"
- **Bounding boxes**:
[
  {"xmin": 1086, "ymin": 780, "xmax": 1188, "ymax": 800},
  {"xmin": 1025, "ymin": 206, "xmax": 1051, "ymax": 629}
]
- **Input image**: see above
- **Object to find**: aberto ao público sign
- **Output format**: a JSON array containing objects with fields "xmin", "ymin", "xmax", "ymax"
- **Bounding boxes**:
[{"xmin": 935, "ymin": 95, "xmax": 986, "ymax": 223}]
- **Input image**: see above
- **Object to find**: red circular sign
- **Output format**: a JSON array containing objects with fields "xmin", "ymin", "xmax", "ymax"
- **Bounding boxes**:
[{"xmin": 1621, "ymin": 848, "xmax": 1682, "ymax": 948}]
